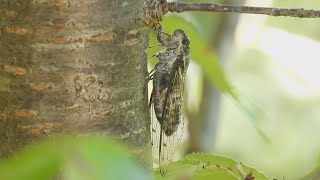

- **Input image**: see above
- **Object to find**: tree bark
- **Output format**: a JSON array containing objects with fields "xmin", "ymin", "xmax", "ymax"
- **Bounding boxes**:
[{"xmin": 0, "ymin": 0, "xmax": 150, "ymax": 161}]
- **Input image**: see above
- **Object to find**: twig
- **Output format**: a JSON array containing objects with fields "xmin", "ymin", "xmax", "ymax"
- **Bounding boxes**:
[{"xmin": 166, "ymin": 2, "xmax": 320, "ymax": 18}]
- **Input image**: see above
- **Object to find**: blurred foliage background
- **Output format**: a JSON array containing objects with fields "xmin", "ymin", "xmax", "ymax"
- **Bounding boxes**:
[
  {"xmin": 151, "ymin": 0, "xmax": 320, "ymax": 179},
  {"xmin": 1, "ymin": 0, "xmax": 320, "ymax": 179}
]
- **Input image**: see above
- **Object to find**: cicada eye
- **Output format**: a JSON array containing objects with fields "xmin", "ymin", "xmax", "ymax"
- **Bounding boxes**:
[{"xmin": 182, "ymin": 37, "xmax": 190, "ymax": 45}]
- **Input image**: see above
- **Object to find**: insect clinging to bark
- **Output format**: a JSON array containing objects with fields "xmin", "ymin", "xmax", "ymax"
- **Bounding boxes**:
[{"xmin": 148, "ymin": 24, "xmax": 190, "ymax": 175}]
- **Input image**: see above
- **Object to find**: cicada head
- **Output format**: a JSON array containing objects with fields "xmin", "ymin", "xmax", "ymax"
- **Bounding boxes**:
[
  {"xmin": 159, "ymin": 29, "xmax": 187, "ymax": 50},
  {"xmin": 173, "ymin": 29, "xmax": 189, "ymax": 46}
]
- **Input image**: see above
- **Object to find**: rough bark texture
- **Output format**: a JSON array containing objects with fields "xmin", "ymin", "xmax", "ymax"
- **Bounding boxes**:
[{"xmin": 0, "ymin": 0, "xmax": 150, "ymax": 160}]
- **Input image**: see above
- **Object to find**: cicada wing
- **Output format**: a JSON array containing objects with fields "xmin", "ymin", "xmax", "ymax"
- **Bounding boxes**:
[
  {"xmin": 150, "ymin": 90, "xmax": 160, "ymax": 161},
  {"xmin": 158, "ymin": 59, "xmax": 186, "ymax": 176},
  {"xmin": 150, "ymin": 88, "xmax": 171, "ymax": 175}
]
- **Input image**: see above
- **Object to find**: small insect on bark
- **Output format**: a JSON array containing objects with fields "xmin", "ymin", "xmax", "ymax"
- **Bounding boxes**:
[{"xmin": 148, "ymin": 24, "xmax": 190, "ymax": 176}]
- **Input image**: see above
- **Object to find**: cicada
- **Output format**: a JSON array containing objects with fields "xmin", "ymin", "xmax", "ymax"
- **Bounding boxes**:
[{"xmin": 148, "ymin": 24, "xmax": 190, "ymax": 175}]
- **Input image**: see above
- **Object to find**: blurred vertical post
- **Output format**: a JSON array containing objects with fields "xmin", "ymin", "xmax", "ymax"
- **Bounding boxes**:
[{"xmin": 187, "ymin": 0, "xmax": 242, "ymax": 153}]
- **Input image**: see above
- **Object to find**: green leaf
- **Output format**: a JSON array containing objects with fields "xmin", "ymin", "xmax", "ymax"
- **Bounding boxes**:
[
  {"xmin": 0, "ymin": 136, "xmax": 150, "ymax": 180},
  {"xmin": 154, "ymin": 153, "xmax": 268, "ymax": 180},
  {"xmin": 301, "ymin": 162, "xmax": 320, "ymax": 180},
  {"xmin": 0, "ymin": 139, "xmax": 64, "ymax": 180}
]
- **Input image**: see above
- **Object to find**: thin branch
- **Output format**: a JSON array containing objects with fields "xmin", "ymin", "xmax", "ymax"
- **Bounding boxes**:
[{"xmin": 166, "ymin": 2, "xmax": 320, "ymax": 18}]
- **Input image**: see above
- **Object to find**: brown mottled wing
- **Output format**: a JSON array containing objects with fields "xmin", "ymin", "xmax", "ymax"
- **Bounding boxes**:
[{"xmin": 157, "ymin": 55, "xmax": 186, "ymax": 176}]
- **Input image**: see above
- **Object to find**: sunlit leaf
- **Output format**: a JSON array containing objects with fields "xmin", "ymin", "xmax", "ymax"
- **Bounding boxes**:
[{"xmin": 154, "ymin": 153, "xmax": 268, "ymax": 180}]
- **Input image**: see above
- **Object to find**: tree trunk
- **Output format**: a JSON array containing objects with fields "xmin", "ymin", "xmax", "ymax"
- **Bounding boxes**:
[{"xmin": 0, "ymin": 0, "xmax": 150, "ymax": 160}]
